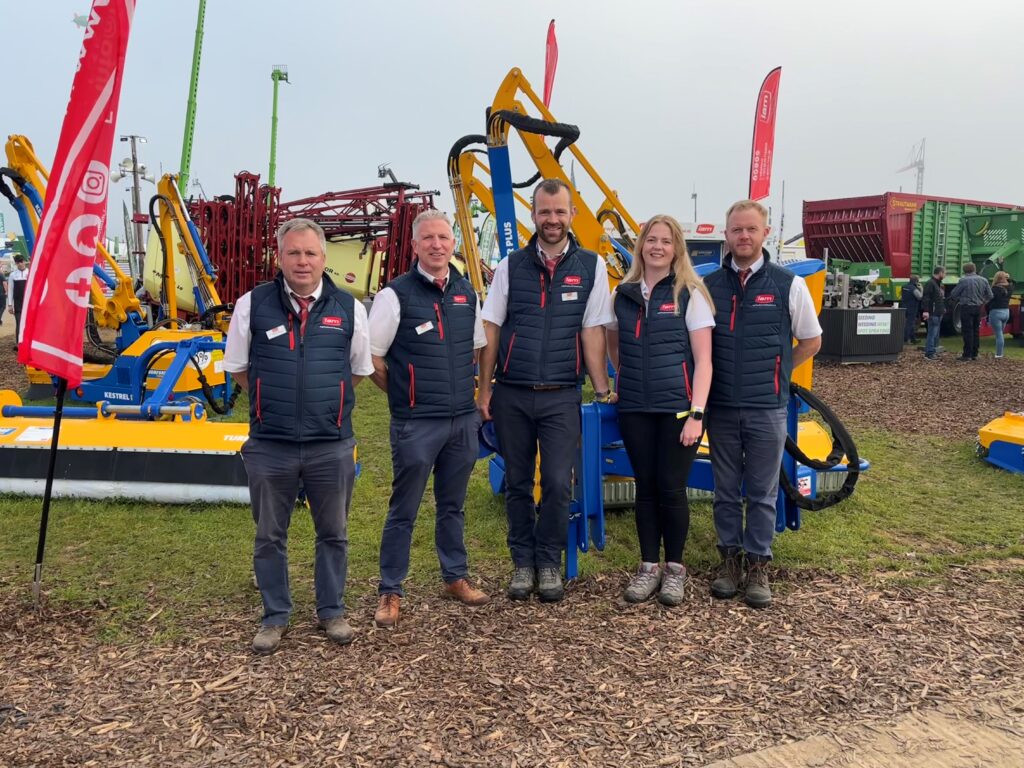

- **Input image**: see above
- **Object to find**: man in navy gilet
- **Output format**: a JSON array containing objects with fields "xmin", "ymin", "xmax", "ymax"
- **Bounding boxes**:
[
  {"xmin": 478, "ymin": 179, "xmax": 614, "ymax": 603},
  {"xmin": 223, "ymin": 218, "xmax": 374, "ymax": 654},
  {"xmin": 367, "ymin": 210, "xmax": 490, "ymax": 628},
  {"xmin": 703, "ymin": 201, "xmax": 822, "ymax": 609}
]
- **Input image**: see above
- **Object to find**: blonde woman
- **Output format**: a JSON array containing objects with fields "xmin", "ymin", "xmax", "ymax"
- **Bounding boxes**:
[
  {"xmin": 990, "ymin": 271, "xmax": 1012, "ymax": 359},
  {"xmin": 606, "ymin": 215, "xmax": 714, "ymax": 605}
]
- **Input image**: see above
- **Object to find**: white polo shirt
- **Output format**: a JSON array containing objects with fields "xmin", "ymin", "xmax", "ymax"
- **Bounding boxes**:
[
  {"xmin": 481, "ymin": 240, "xmax": 614, "ymax": 328},
  {"xmin": 733, "ymin": 256, "xmax": 822, "ymax": 340},
  {"xmin": 367, "ymin": 264, "xmax": 487, "ymax": 357},
  {"xmin": 222, "ymin": 278, "xmax": 373, "ymax": 376}
]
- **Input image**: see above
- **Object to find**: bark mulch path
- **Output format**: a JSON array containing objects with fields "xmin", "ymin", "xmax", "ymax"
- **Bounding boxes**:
[
  {"xmin": 2, "ymin": 568, "xmax": 1022, "ymax": 767},
  {"xmin": 0, "ymin": 320, "xmax": 22, "ymax": 394},
  {"xmin": 813, "ymin": 348, "xmax": 1024, "ymax": 440}
]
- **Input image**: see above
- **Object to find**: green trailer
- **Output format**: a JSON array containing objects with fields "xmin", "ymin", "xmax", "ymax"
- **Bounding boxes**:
[{"xmin": 964, "ymin": 211, "xmax": 1024, "ymax": 285}]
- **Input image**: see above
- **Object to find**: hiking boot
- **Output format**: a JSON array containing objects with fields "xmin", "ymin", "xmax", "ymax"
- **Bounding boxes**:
[
  {"xmin": 252, "ymin": 624, "xmax": 286, "ymax": 655},
  {"xmin": 923, "ymin": 353, "xmax": 938, "ymax": 361},
  {"xmin": 318, "ymin": 616, "xmax": 354, "ymax": 645},
  {"xmin": 506, "ymin": 566, "xmax": 536, "ymax": 601},
  {"xmin": 444, "ymin": 578, "xmax": 491, "ymax": 606},
  {"xmin": 622, "ymin": 562, "xmax": 661, "ymax": 603},
  {"xmin": 657, "ymin": 562, "xmax": 687, "ymax": 607},
  {"xmin": 710, "ymin": 549, "xmax": 743, "ymax": 599},
  {"xmin": 536, "ymin": 567, "xmax": 564, "ymax": 603},
  {"xmin": 956, "ymin": 355, "xmax": 971, "ymax": 362},
  {"xmin": 374, "ymin": 594, "xmax": 401, "ymax": 628},
  {"xmin": 744, "ymin": 559, "xmax": 772, "ymax": 609}
]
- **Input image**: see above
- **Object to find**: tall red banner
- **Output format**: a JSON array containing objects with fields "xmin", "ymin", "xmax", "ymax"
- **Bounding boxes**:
[
  {"xmin": 748, "ymin": 66, "xmax": 781, "ymax": 202},
  {"xmin": 543, "ymin": 20, "xmax": 558, "ymax": 108},
  {"xmin": 18, "ymin": 0, "xmax": 135, "ymax": 385}
]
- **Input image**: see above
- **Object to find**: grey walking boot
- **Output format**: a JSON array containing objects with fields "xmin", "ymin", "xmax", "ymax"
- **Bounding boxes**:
[
  {"xmin": 623, "ymin": 562, "xmax": 662, "ymax": 603},
  {"xmin": 657, "ymin": 562, "xmax": 687, "ymax": 606},
  {"xmin": 536, "ymin": 567, "xmax": 564, "ymax": 603},
  {"xmin": 710, "ymin": 547, "xmax": 744, "ymax": 599},
  {"xmin": 318, "ymin": 616, "xmax": 355, "ymax": 646},
  {"xmin": 252, "ymin": 624, "xmax": 286, "ymax": 655},
  {"xmin": 744, "ymin": 558, "xmax": 772, "ymax": 609},
  {"xmin": 507, "ymin": 566, "xmax": 536, "ymax": 601}
]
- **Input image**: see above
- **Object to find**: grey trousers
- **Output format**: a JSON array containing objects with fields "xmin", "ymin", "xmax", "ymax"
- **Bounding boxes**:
[
  {"xmin": 241, "ymin": 436, "xmax": 356, "ymax": 626},
  {"xmin": 379, "ymin": 412, "xmax": 480, "ymax": 596},
  {"xmin": 707, "ymin": 406, "xmax": 788, "ymax": 559}
]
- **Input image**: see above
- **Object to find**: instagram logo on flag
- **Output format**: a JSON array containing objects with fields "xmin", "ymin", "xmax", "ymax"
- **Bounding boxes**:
[{"xmin": 77, "ymin": 161, "xmax": 109, "ymax": 204}]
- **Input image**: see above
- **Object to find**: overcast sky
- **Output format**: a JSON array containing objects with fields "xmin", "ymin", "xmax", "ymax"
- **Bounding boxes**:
[{"xmin": 3, "ymin": 0, "xmax": 1023, "ymax": 246}]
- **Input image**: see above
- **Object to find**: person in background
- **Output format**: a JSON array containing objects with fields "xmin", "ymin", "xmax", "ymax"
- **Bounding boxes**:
[
  {"xmin": 899, "ymin": 275, "xmax": 923, "ymax": 344},
  {"xmin": 7, "ymin": 254, "xmax": 29, "ymax": 348},
  {"xmin": 921, "ymin": 266, "xmax": 946, "ymax": 361},
  {"xmin": 0, "ymin": 267, "xmax": 7, "ymax": 326},
  {"xmin": 949, "ymin": 263, "xmax": 993, "ymax": 362},
  {"xmin": 605, "ymin": 215, "xmax": 714, "ymax": 606},
  {"xmin": 989, "ymin": 271, "xmax": 1012, "ymax": 359}
]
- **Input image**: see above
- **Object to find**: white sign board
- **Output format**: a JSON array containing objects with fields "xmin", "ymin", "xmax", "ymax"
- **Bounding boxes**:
[{"xmin": 856, "ymin": 313, "xmax": 892, "ymax": 336}]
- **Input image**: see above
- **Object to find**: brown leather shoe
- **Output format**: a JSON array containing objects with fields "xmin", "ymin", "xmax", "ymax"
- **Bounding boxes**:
[
  {"xmin": 444, "ymin": 578, "xmax": 491, "ymax": 606},
  {"xmin": 374, "ymin": 593, "xmax": 400, "ymax": 628}
]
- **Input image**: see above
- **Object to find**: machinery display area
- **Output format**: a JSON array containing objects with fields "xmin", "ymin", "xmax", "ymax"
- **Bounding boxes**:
[
  {"xmin": 5, "ymin": 6, "xmax": 1024, "ymax": 766},
  {"xmin": 1, "ymin": 66, "xmax": 870, "ymax": 576}
]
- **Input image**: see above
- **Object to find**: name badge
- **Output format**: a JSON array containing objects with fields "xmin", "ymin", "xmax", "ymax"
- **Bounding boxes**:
[
  {"xmin": 562, "ymin": 292, "xmax": 578, "ymax": 302},
  {"xmin": 266, "ymin": 324, "xmax": 287, "ymax": 339},
  {"xmin": 415, "ymin": 321, "xmax": 435, "ymax": 335}
]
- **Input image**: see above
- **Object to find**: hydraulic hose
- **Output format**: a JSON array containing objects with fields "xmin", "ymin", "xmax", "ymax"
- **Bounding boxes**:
[
  {"xmin": 486, "ymin": 110, "xmax": 581, "ymax": 189},
  {"xmin": 139, "ymin": 346, "xmax": 239, "ymax": 416},
  {"xmin": 779, "ymin": 382, "xmax": 860, "ymax": 511},
  {"xmin": 447, "ymin": 134, "xmax": 487, "ymax": 175}
]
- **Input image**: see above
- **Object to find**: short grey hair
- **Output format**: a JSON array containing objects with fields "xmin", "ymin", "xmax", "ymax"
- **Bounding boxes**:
[
  {"xmin": 411, "ymin": 209, "xmax": 453, "ymax": 239},
  {"xmin": 277, "ymin": 218, "xmax": 327, "ymax": 256}
]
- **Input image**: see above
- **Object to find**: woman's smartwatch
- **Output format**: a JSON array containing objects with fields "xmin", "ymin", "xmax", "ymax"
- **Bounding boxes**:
[{"xmin": 689, "ymin": 406, "xmax": 705, "ymax": 422}]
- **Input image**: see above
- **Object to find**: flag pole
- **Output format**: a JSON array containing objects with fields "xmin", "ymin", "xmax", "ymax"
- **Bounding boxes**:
[{"xmin": 32, "ymin": 377, "xmax": 68, "ymax": 605}]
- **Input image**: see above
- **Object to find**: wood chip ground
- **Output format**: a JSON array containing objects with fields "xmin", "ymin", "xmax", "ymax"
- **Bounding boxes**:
[{"xmin": 2, "ymin": 569, "xmax": 1022, "ymax": 766}]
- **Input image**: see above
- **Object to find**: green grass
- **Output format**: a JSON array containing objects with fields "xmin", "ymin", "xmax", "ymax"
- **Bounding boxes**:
[
  {"xmin": 1, "ymin": 383, "xmax": 1023, "ymax": 641},
  {"xmin": 951, "ymin": 330, "xmax": 1024, "ymax": 360}
]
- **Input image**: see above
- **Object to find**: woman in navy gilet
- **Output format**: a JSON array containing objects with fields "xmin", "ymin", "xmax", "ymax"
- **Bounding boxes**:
[{"xmin": 606, "ymin": 215, "xmax": 714, "ymax": 606}]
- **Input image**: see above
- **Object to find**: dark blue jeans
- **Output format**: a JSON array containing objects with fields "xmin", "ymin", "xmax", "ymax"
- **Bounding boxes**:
[
  {"xmin": 492, "ymin": 384, "xmax": 581, "ymax": 569},
  {"xmin": 242, "ymin": 436, "xmax": 355, "ymax": 627},
  {"xmin": 707, "ymin": 406, "xmax": 788, "ymax": 559},
  {"xmin": 924, "ymin": 315, "xmax": 943, "ymax": 357},
  {"xmin": 379, "ymin": 412, "xmax": 480, "ymax": 596}
]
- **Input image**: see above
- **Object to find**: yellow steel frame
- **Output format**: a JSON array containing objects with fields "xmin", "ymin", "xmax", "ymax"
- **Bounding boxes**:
[
  {"xmin": 4, "ymin": 134, "xmax": 143, "ymax": 329},
  {"xmin": 152, "ymin": 173, "xmax": 230, "ymax": 333},
  {"xmin": 488, "ymin": 68, "xmax": 639, "ymax": 280}
]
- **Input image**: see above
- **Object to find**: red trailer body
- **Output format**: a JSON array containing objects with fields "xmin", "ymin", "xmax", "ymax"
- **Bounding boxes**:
[{"xmin": 803, "ymin": 193, "xmax": 1022, "ymax": 279}]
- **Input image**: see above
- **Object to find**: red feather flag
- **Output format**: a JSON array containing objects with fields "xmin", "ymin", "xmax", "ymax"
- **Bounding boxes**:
[
  {"xmin": 748, "ymin": 66, "xmax": 781, "ymax": 202},
  {"xmin": 18, "ymin": 0, "xmax": 136, "ymax": 386},
  {"xmin": 543, "ymin": 20, "xmax": 558, "ymax": 108}
]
